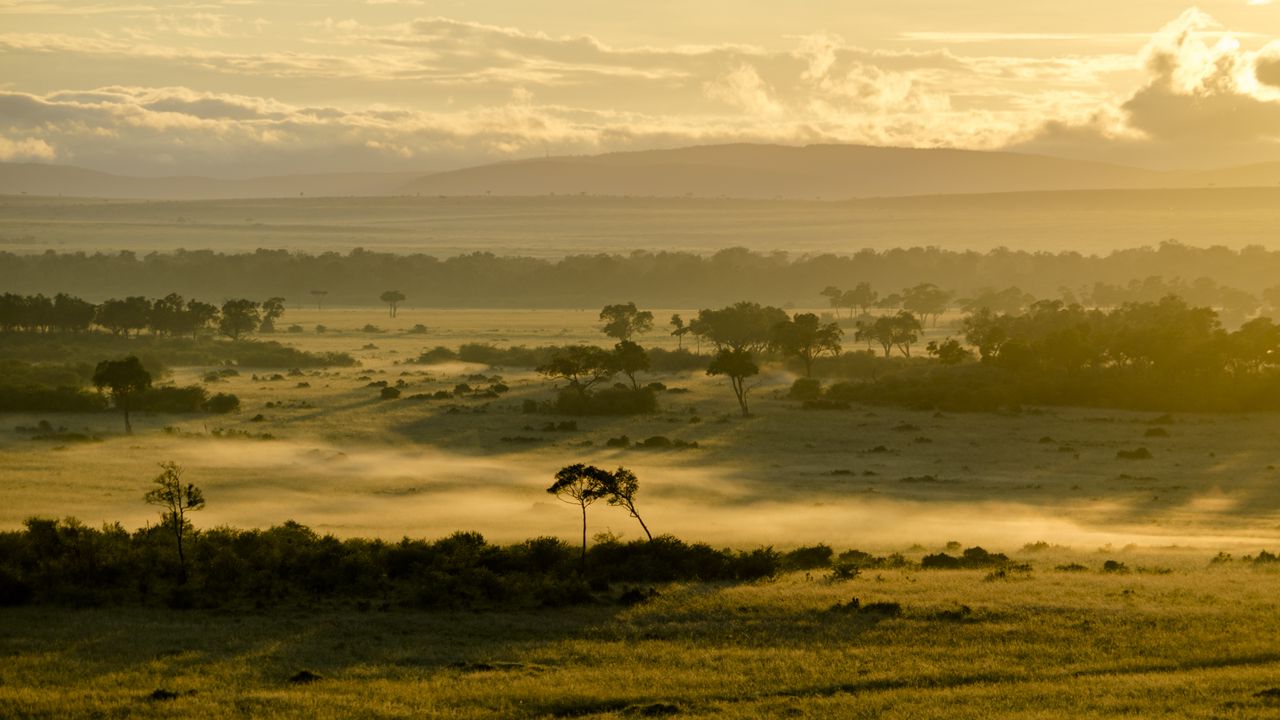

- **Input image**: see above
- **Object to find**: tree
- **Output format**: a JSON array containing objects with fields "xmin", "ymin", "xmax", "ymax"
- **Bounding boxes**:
[
  {"xmin": 148, "ymin": 293, "xmax": 186, "ymax": 336},
  {"xmin": 595, "ymin": 466, "xmax": 652, "ymax": 541},
  {"xmin": 95, "ymin": 296, "xmax": 151, "ymax": 337},
  {"xmin": 144, "ymin": 461, "xmax": 205, "ymax": 584},
  {"xmin": 536, "ymin": 345, "xmax": 617, "ymax": 398},
  {"xmin": 820, "ymin": 286, "xmax": 844, "ymax": 315},
  {"xmin": 613, "ymin": 340, "xmax": 650, "ymax": 390},
  {"xmin": 547, "ymin": 463, "xmax": 610, "ymax": 563},
  {"xmin": 856, "ymin": 312, "xmax": 922, "ymax": 357},
  {"xmin": 689, "ymin": 302, "xmax": 788, "ymax": 353},
  {"xmin": 259, "ymin": 296, "xmax": 286, "ymax": 332},
  {"xmin": 310, "ymin": 289, "xmax": 328, "ymax": 310},
  {"xmin": 380, "ymin": 290, "xmax": 405, "ymax": 318},
  {"xmin": 902, "ymin": 283, "xmax": 954, "ymax": 327},
  {"xmin": 183, "ymin": 300, "xmax": 219, "ymax": 339},
  {"xmin": 926, "ymin": 338, "xmax": 973, "ymax": 365},
  {"xmin": 845, "ymin": 282, "xmax": 879, "ymax": 317},
  {"xmin": 669, "ymin": 313, "xmax": 691, "ymax": 350},
  {"xmin": 93, "ymin": 356, "xmax": 151, "ymax": 434},
  {"xmin": 707, "ymin": 348, "xmax": 759, "ymax": 416},
  {"xmin": 600, "ymin": 302, "xmax": 654, "ymax": 341},
  {"xmin": 773, "ymin": 313, "xmax": 843, "ymax": 377},
  {"xmin": 219, "ymin": 299, "xmax": 260, "ymax": 340},
  {"xmin": 51, "ymin": 293, "xmax": 96, "ymax": 333}
]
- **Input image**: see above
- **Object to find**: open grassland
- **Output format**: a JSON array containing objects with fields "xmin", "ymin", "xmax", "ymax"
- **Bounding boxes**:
[
  {"xmin": 3, "ymin": 558, "xmax": 1280, "ymax": 719},
  {"xmin": 7, "ymin": 189, "xmax": 1280, "ymax": 256},
  {"xmin": 3, "ymin": 308, "xmax": 1280, "ymax": 548}
]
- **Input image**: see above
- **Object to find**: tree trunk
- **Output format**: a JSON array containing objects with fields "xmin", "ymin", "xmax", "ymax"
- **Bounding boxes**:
[
  {"xmin": 173, "ymin": 513, "xmax": 188, "ymax": 584},
  {"xmin": 631, "ymin": 507, "xmax": 653, "ymax": 541},
  {"xmin": 579, "ymin": 503, "xmax": 588, "ymax": 566}
]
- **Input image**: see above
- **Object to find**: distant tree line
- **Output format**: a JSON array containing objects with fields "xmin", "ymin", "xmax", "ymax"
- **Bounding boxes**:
[
  {"xmin": 6, "ymin": 243, "xmax": 1280, "ymax": 311},
  {"xmin": 0, "ymin": 292, "xmax": 287, "ymax": 340}
]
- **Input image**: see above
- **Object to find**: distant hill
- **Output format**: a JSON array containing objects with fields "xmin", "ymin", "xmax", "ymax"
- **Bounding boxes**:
[
  {"xmin": 395, "ymin": 144, "xmax": 1184, "ymax": 199},
  {"xmin": 7, "ymin": 143, "xmax": 1280, "ymax": 201},
  {"xmin": 0, "ymin": 164, "xmax": 420, "ymax": 200}
]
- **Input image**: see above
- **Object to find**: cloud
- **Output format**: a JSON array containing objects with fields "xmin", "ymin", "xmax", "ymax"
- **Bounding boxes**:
[
  {"xmin": 0, "ymin": 135, "xmax": 56, "ymax": 161},
  {"xmin": 1012, "ymin": 9, "xmax": 1280, "ymax": 168}
]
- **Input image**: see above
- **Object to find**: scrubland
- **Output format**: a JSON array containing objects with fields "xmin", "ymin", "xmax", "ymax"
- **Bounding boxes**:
[{"xmin": 4, "ymin": 307, "xmax": 1280, "ymax": 718}]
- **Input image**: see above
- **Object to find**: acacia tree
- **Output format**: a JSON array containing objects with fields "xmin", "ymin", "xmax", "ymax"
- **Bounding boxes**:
[
  {"xmin": 902, "ymin": 283, "xmax": 955, "ymax": 327},
  {"xmin": 600, "ymin": 302, "xmax": 654, "ymax": 341},
  {"xmin": 93, "ymin": 356, "xmax": 151, "ymax": 434},
  {"xmin": 219, "ymin": 299, "xmax": 260, "ymax": 340},
  {"xmin": 144, "ymin": 461, "xmax": 205, "ymax": 584},
  {"xmin": 707, "ymin": 348, "xmax": 759, "ymax": 416},
  {"xmin": 613, "ymin": 340, "xmax": 650, "ymax": 390},
  {"xmin": 51, "ymin": 293, "xmax": 96, "ymax": 333},
  {"xmin": 380, "ymin": 290, "xmax": 406, "ymax": 318},
  {"xmin": 596, "ymin": 466, "xmax": 652, "ymax": 541},
  {"xmin": 845, "ymin": 282, "xmax": 879, "ymax": 317},
  {"xmin": 310, "ymin": 289, "xmax": 328, "ymax": 310},
  {"xmin": 536, "ymin": 345, "xmax": 617, "ymax": 398},
  {"xmin": 691, "ymin": 302, "xmax": 784, "ymax": 415},
  {"xmin": 96, "ymin": 296, "xmax": 151, "ymax": 337},
  {"xmin": 856, "ymin": 312, "xmax": 922, "ymax": 357},
  {"xmin": 184, "ymin": 300, "xmax": 219, "ymax": 339},
  {"xmin": 547, "ymin": 463, "xmax": 611, "ymax": 563},
  {"xmin": 773, "ymin": 313, "xmax": 843, "ymax": 377}
]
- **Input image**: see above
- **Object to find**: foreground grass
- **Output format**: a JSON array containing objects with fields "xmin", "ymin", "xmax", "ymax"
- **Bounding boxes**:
[{"xmin": 3, "ymin": 555, "xmax": 1280, "ymax": 719}]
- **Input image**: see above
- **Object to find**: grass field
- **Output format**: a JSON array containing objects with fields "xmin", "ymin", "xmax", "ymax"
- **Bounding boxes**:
[
  {"xmin": 7, "ymin": 188, "xmax": 1280, "ymax": 256},
  {"xmin": 3, "ymin": 557, "xmax": 1280, "ymax": 719},
  {"xmin": 5, "ymin": 308, "xmax": 1280, "ymax": 719}
]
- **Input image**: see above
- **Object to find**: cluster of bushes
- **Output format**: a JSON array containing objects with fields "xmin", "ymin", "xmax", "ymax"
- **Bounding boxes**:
[
  {"xmin": 0, "ymin": 519, "xmax": 783, "ymax": 610},
  {"xmin": 553, "ymin": 386, "xmax": 657, "ymax": 416}
]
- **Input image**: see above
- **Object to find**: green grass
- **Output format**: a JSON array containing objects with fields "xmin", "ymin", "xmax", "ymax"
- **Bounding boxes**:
[{"xmin": 3, "ymin": 559, "xmax": 1279, "ymax": 718}]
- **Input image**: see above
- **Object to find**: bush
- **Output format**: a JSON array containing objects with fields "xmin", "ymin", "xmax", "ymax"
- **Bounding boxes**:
[
  {"xmin": 0, "ymin": 386, "xmax": 106, "ymax": 412},
  {"xmin": 203, "ymin": 393, "xmax": 240, "ymax": 414},
  {"xmin": 415, "ymin": 346, "xmax": 458, "ymax": 364},
  {"xmin": 136, "ymin": 386, "xmax": 208, "ymax": 413},
  {"xmin": 380, "ymin": 386, "xmax": 402, "ymax": 400},
  {"xmin": 782, "ymin": 544, "xmax": 834, "ymax": 570},
  {"xmin": 554, "ymin": 387, "xmax": 656, "ymax": 416},
  {"xmin": 789, "ymin": 377, "xmax": 822, "ymax": 401}
]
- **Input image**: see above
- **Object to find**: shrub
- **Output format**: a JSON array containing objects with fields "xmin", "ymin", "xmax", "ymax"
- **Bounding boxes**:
[
  {"xmin": 554, "ymin": 387, "xmax": 656, "ymax": 416},
  {"xmin": 783, "ymin": 544, "xmax": 834, "ymax": 570},
  {"xmin": 203, "ymin": 393, "xmax": 240, "ymax": 414},
  {"xmin": 136, "ymin": 386, "xmax": 208, "ymax": 413},
  {"xmin": 380, "ymin": 387, "xmax": 402, "ymax": 400},
  {"xmin": 788, "ymin": 377, "xmax": 822, "ymax": 401}
]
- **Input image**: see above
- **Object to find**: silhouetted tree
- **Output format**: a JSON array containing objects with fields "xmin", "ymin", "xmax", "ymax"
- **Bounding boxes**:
[
  {"xmin": 707, "ymin": 348, "xmax": 759, "ymax": 416},
  {"xmin": 773, "ymin": 312, "xmax": 843, "ymax": 377},
  {"xmin": 845, "ymin": 282, "xmax": 879, "ymax": 317},
  {"xmin": 669, "ymin": 313, "xmax": 691, "ymax": 350},
  {"xmin": 856, "ymin": 312, "xmax": 922, "ymax": 357},
  {"xmin": 547, "ymin": 463, "xmax": 610, "ymax": 563},
  {"xmin": 536, "ymin": 345, "xmax": 617, "ymax": 398},
  {"xmin": 51, "ymin": 293, "xmax": 95, "ymax": 333},
  {"xmin": 218, "ymin": 299, "xmax": 260, "ymax": 340},
  {"xmin": 600, "ymin": 302, "xmax": 654, "ymax": 341},
  {"xmin": 93, "ymin": 356, "xmax": 151, "ymax": 434},
  {"xmin": 144, "ymin": 461, "xmax": 205, "ymax": 584},
  {"xmin": 380, "ymin": 290, "xmax": 405, "ymax": 318},
  {"xmin": 259, "ymin": 297, "xmax": 286, "ymax": 332},
  {"xmin": 595, "ymin": 466, "xmax": 652, "ymax": 541},
  {"xmin": 96, "ymin": 296, "xmax": 151, "ymax": 337},
  {"xmin": 926, "ymin": 338, "xmax": 973, "ymax": 365},
  {"xmin": 613, "ymin": 340, "xmax": 650, "ymax": 390},
  {"xmin": 183, "ymin": 300, "xmax": 219, "ymax": 339},
  {"xmin": 310, "ymin": 289, "xmax": 328, "ymax": 310},
  {"xmin": 148, "ymin": 293, "xmax": 186, "ymax": 336},
  {"xmin": 902, "ymin": 283, "xmax": 954, "ymax": 327}
]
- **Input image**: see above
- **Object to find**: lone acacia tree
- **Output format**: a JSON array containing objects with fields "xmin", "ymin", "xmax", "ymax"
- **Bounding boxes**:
[
  {"xmin": 92, "ymin": 356, "xmax": 151, "ymax": 434},
  {"xmin": 310, "ymin": 289, "xmax": 328, "ymax": 310},
  {"xmin": 259, "ymin": 296, "xmax": 286, "ymax": 332},
  {"xmin": 144, "ymin": 461, "xmax": 205, "ymax": 584},
  {"xmin": 547, "ymin": 463, "xmax": 611, "ymax": 563},
  {"xmin": 380, "ymin": 290, "xmax": 405, "ymax": 318},
  {"xmin": 536, "ymin": 345, "xmax": 617, "ymax": 399},
  {"xmin": 596, "ymin": 466, "xmax": 652, "ymax": 541}
]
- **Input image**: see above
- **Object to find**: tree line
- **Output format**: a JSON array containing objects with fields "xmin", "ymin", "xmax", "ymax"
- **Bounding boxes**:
[
  {"xmin": 6, "ymin": 243, "xmax": 1280, "ymax": 310},
  {"xmin": 0, "ymin": 292, "xmax": 287, "ymax": 340}
]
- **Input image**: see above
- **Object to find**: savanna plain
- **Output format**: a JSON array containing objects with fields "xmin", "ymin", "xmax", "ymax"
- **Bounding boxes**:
[{"xmin": 3, "ymin": 303, "xmax": 1280, "ymax": 719}]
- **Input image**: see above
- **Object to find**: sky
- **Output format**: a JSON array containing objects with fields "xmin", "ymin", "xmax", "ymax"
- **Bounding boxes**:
[{"xmin": 2, "ymin": 1, "xmax": 1280, "ymax": 176}]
